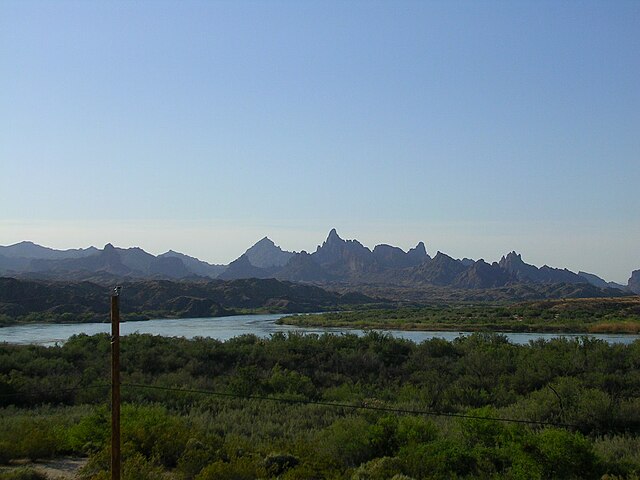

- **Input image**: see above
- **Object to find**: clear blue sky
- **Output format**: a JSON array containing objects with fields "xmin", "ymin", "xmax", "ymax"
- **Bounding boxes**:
[{"xmin": 1, "ymin": 0, "xmax": 638, "ymax": 282}]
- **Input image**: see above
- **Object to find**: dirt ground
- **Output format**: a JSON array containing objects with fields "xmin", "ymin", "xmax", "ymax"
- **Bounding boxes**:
[{"xmin": 3, "ymin": 457, "xmax": 88, "ymax": 479}]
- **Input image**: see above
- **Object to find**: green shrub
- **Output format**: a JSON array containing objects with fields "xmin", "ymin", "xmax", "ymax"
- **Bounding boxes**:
[
  {"xmin": 532, "ymin": 428, "xmax": 600, "ymax": 479},
  {"xmin": 0, "ymin": 468, "xmax": 48, "ymax": 480},
  {"xmin": 176, "ymin": 437, "xmax": 223, "ymax": 479},
  {"xmin": 315, "ymin": 416, "xmax": 375, "ymax": 468},
  {"xmin": 67, "ymin": 407, "xmax": 110, "ymax": 454},
  {"xmin": 351, "ymin": 456, "xmax": 404, "ymax": 480},
  {"xmin": 195, "ymin": 457, "xmax": 264, "ymax": 480},
  {"xmin": 264, "ymin": 453, "xmax": 299, "ymax": 477}
]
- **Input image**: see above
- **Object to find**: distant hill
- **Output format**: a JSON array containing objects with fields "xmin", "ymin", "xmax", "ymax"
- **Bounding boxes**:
[
  {"xmin": 0, "ymin": 277, "xmax": 379, "ymax": 324},
  {"xmin": 0, "ymin": 241, "xmax": 98, "ymax": 260},
  {"xmin": 18, "ymin": 243, "xmax": 193, "ymax": 280}
]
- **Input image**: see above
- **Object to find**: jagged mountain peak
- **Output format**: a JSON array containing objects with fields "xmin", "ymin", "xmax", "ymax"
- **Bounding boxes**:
[
  {"xmin": 2, "ymin": 234, "xmax": 631, "ymax": 294},
  {"xmin": 311, "ymin": 229, "xmax": 375, "ymax": 277},
  {"xmin": 453, "ymin": 258, "xmax": 513, "ymax": 289},
  {"xmin": 459, "ymin": 257, "xmax": 475, "ymax": 266},
  {"xmin": 255, "ymin": 236, "xmax": 276, "ymax": 246},
  {"xmin": 407, "ymin": 242, "xmax": 429, "ymax": 263},
  {"xmin": 326, "ymin": 228, "xmax": 343, "ymax": 244},
  {"xmin": 410, "ymin": 241, "xmax": 427, "ymax": 254},
  {"xmin": 500, "ymin": 251, "xmax": 523, "ymax": 262},
  {"xmin": 244, "ymin": 236, "xmax": 294, "ymax": 268},
  {"xmin": 433, "ymin": 251, "xmax": 456, "ymax": 261}
]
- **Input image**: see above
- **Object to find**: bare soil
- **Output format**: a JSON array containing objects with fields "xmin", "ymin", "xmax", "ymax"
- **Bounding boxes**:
[{"xmin": 3, "ymin": 457, "xmax": 87, "ymax": 479}]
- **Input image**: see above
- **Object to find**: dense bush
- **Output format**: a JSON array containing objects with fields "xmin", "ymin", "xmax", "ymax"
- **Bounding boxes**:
[{"xmin": 0, "ymin": 332, "xmax": 639, "ymax": 478}]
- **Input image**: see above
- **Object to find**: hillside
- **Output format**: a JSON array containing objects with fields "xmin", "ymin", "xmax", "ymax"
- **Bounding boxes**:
[{"xmin": 0, "ymin": 277, "xmax": 378, "ymax": 325}]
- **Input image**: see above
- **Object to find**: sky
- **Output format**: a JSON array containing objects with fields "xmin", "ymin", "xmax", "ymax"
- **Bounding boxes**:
[{"xmin": 1, "ymin": 0, "xmax": 638, "ymax": 283}]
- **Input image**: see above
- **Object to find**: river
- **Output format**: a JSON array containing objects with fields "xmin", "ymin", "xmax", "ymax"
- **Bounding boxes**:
[{"xmin": 1, "ymin": 313, "xmax": 638, "ymax": 346}]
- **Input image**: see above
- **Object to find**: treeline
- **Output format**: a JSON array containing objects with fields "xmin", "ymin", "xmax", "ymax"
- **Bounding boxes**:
[{"xmin": 1, "ymin": 332, "xmax": 639, "ymax": 478}]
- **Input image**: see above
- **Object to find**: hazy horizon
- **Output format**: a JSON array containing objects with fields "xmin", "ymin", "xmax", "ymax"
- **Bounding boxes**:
[{"xmin": 1, "ymin": 1, "xmax": 638, "ymax": 284}]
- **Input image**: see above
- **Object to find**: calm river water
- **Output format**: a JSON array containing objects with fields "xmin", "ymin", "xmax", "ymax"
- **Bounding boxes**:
[{"xmin": 1, "ymin": 314, "xmax": 638, "ymax": 346}]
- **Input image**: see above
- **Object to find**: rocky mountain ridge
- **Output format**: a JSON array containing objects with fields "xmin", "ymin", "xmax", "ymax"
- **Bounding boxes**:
[{"xmin": 1, "ymin": 231, "xmax": 638, "ymax": 294}]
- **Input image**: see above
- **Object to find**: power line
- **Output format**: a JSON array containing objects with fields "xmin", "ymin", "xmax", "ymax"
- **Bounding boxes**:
[
  {"xmin": 0, "ymin": 384, "xmax": 108, "ymax": 398},
  {"xmin": 120, "ymin": 382, "xmax": 580, "ymax": 429},
  {"xmin": 0, "ymin": 381, "xmax": 581, "ymax": 429}
]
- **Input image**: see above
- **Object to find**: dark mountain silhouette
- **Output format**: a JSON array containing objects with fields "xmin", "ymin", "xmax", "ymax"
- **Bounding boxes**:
[
  {"xmin": 0, "ymin": 276, "xmax": 378, "ymax": 322},
  {"xmin": 244, "ymin": 237, "xmax": 295, "ymax": 268},
  {"xmin": 578, "ymin": 271, "xmax": 627, "ymax": 291},
  {"xmin": 452, "ymin": 259, "xmax": 514, "ymax": 289},
  {"xmin": 21, "ymin": 244, "xmax": 191, "ymax": 280},
  {"xmin": 372, "ymin": 243, "xmax": 428, "ymax": 269},
  {"xmin": 275, "ymin": 251, "xmax": 334, "ymax": 283},
  {"xmin": 629, "ymin": 270, "xmax": 640, "ymax": 294},
  {"xmin": 311, "ymin": 228, "xmax": 377, "ymax": 278},
  {"xmin": 231, "ymin": 230, "xmax": 429, "ymax": 283},
  {"xmin": 217, "ymin": 254, "xmax": 276, "ymax": 280},
  {"xmin": 409, "ymin": 252, "xmax": 468, "ymax": 286},
  {"xmin": 499, "ymin": 251, "xmax": 586, "ymax": 284},
  {"xmin": 0, "ymin": 253, "xmax": 30, "ymax": 273},
  {"xmin": 114, "ymin": 246, "xmax": 155, "ymax": 273},
  {"xmin": 0, "ymin": 241, "xmax": 98, "ymax": 260},
  {"xmin": 159, "ymin": 250, "xmax": 226, "ymax": 278},
  {"xmin": 149, "ymin": 255, "xmax": 191, "ymax": 278},
  {"xmin": 407, "ymin": 242, "xmax": 429, "ymax": 264},
  {"xmin": 28, "ymin": 243, "xmax": 133, "ymax": 277},
  {"xmin": 0, "ymin": 232, "xmax": 633, "ymax": 297}
]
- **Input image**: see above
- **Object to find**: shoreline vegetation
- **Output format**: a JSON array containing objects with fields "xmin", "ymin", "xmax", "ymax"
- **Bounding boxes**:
[
  {"xmin": 1, "ymin": 331, "xmax": 640, "ymax": 478},
  {"xmin": 277, "ymin": 297, "xmax": 640, "ymax": 335}
]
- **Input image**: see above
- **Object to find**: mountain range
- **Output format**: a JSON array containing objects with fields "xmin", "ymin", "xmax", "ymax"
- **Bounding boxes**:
[{"xmin": 1, "ymin": 231, "xmax": 638, "ymax": 295}]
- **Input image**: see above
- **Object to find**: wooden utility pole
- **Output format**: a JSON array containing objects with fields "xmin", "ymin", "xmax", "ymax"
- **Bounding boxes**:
[{"xmin": 111, "ymin": 286, "xmax": 122, "ymax": 480}]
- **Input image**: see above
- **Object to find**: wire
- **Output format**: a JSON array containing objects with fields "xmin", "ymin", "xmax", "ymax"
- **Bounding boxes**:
[
  {"xmin": 120, "ymin": 382, "xmax": 580, "ymax": 429},
  {"xmin": 0, "ymin": 380, "xmax": 583, "ymax": 428},
  {"xmin": 0, "ymin": 384, "xmax": 109, "ymax": 398}
]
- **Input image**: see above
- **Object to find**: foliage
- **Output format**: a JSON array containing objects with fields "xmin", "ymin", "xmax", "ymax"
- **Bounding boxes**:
[
  {"xmin": 1, "ymin": 332, "xmax": 639, "ymax": 478},
  {"xmin": 0, "ymin": 469, "xmax": 48, "ymax": 480},
  {"xmin": 280, "ymin": 297, "xmax": 640, "ymax": 333}
]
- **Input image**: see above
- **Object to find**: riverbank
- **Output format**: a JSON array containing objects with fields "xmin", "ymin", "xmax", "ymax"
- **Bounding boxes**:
[
  {"xmin": 277, "ymin": 316, "xmax": 640, "ymax": 333},
  {"xmin": 277, "ymin": 297, "xmax": 640, "ymax": 334}
]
